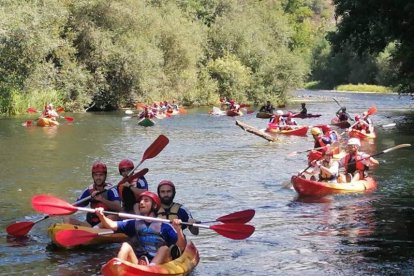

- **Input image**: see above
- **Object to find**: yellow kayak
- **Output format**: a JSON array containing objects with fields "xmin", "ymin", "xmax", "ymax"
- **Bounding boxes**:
[
  {"xmin": 101, "ymin": 241, "xmax": 200, "ymax": 276},
  {"xmin": 48, "ymin": 223, "xmax": 128, "ymax": 249},
  {"xmin": 37, "ymin": 117, "xmax": 60, "ymax": 127}
]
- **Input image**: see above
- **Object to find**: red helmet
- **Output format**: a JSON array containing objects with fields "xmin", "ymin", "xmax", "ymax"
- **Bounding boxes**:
[
  {"xmin": 138, "ymin": 191, "xmax": 161, "ymax": 211},
  {"xmin": 118, "ymin": 159, "xmax": 134, "ymax": 172},
  {"xmin": 355, "ymin": 115, "xmax": 361, "ymax": 121},
  {"xmin": 157, "ymin": 180, "xmax": 176, "ymax": 197},
  {"xmin": 287, "ymin": 112, "xmax": 293, "ymax": 117},
  {"xmin": 91, "ymin": 161, "xmax": 107, "ymax": 174}
]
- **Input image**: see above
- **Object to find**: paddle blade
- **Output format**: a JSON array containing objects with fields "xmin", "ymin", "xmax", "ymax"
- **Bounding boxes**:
[
  {"xmin": 55, "ymin": 229, "xmax": 98, "ymax": 247},
  {"xmin": 367, "ymin": 106, "xmax": 377, "ymax": 115},
  {"xmin": 119, "ymin": 168, "xmax": 149, "ymax": 185},
  {"xmin": 217, "ymin": 209, "xmax": 255, "ymax": 224},
  {"xmin": 6, "ymin": 221, "xmax": 35, "ymax": 237},
  {"xmin": 141, "ymin": 135, "xmax": 169, "ymax": 162},
  {"xmin": 56, "ymin": 106, "xmax": 65, "ymax": 113},
  {"xmin": 136, "ymin": 103, "xmax": 147, "ymax": 109},
  {"xmin": 32, "ymin": 195, "xmax": 77, "ymax": 215},
  {"xmin": 210, "ymin": 223, "xmax": 255, "ymax": 240},
  {"xmin": 22, "ymin": 120, "xmax": 33, "ymax": 127},
  {"xmin": 26, "ymin": 107, "xmax": 37, "ymax": 113},
  {"xmin": 64, "ymin": 116, "xmax": 74, "ymax": 122}
]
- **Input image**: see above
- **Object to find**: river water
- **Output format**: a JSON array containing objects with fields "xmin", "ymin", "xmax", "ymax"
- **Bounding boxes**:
[{"xmin": 0, "ymin": 90, "xmax": 413, "ymax": 275}]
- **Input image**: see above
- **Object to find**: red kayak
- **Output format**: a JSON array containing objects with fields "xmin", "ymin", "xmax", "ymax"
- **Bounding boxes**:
[
  {"xmin": 348, "ymin": 129, "xmax": 376, "ymax": 140},
  {"xmin": 331, "ymin": 117, "xmax": 351, "ymax": 129},
  {"xmin": 266, "ymin": 125, "xmax": 308, "ymax": 136},
  {"xmin": 291, "ymin": 175, "xmax": 377, "ymax": 197}
]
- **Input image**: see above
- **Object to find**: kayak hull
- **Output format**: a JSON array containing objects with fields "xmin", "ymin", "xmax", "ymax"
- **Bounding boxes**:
[
  {"xmin": 37, "ymin": 117, "xmax": 59, "ymax": 127},
  {"xmin": 101, "ymin": 241, "xmax": 199, "ymax": 276},
  {"xmin": 348, "ymin": 129, "xmax": 376, "ymax": 139},
  {"xmin": 291, "ymin": 175, "xmax": 377, "ymax": 197},
  {"xmin": 48, "ymin": 223, "xmax": 128, "ymax": 249},
  {"xmin": 256, "ymin": 112, "xmax": 273, "ymax": 119},
  {"xmin": 330, "ymin": 118, "xmax": 351, "ymax": 129},
  {"xmin": 266, "ymin": 126, "xmax": 308, "ymax": 136},
  {"xmin": 226, "ymin": 110, "xmax": 243, "ymax": 117},
  {"xmin": 138, "ymin": 118, "xmax": 155, "ymax": 127},
  {"xmin": 283, "ymin": 113, "xmax": 321, "ymax": 119}
]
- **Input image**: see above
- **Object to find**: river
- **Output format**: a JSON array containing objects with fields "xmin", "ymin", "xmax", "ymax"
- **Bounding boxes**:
[{"xmin": 0, "ymin": 90, "xmax": 413, "ymax": 275}]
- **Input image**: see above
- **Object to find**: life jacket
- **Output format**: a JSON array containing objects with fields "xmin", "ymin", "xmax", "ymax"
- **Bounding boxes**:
[
  {"xmin": 338, "ymin": 112, "xmax": 348, "ymax": 121},
  {"xmin": 133, "ymin": 220, "xmax": 166, "ymax": 258},
  {"xmin": 314, "ymin": 136, "xmax": 328, "ymax": 149},
  {"xmin": 343, "ymin": 153, "xmax": 368, "ymax": 176},
  {"xmin": 86, "ymin": 184, "xmax": 113, "ymax": 226},
  {"xmin": 157, "ymin": 203, "xmax": 182, "ymax": 220}
]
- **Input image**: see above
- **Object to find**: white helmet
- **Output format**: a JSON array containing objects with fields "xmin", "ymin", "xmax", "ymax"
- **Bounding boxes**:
[
  {"xmin": 276, "ymin": 110, "xmax": 284, "ymax": 116},
  {"xmin": 347, "ymin": 138, "xmax": 361, "ymax": 147}
]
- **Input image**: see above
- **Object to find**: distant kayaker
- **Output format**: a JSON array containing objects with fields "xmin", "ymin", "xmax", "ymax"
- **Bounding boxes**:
[
  {"xmin": 336, "ymin": 106, "xmax": 351, "ymax": 122},
  {"xmin": 41, "ymin": 103, "xmax": 59, "ymax": 120},
  {"xmin": 95, "ymin": 191, "xmax": 186, "ymax": 266},
  {"xmin": 259, "ymin": 101, "xmax": 275, "ymax": 113},
  {"xmin": 64, "ymin": 162, "xmax": 122, "ymax": 227},
  {"xmin": 117, "ymin": 159, "xmax": 149, "ymax": 214},
  {"xmin": 348, "ymin": 114, "xmax": 373, "ymax": 134},
  {"xmin": 157, "ymin": 180, "xmax": 199, "ymax": 236},
  {"xmin": 338, "ymin": 138, "xmax": 379, "ymax": 182},
  {"xmin": 308, "ymin": 127, "xmax": 332, "ymax": 164},
  {"xmin": 285, "ymin": 112, "xmax": 297, "ymax": 126},
  {"xmin": 300, "ymin": 103, "xmax": 307, "ymax": 115},
  {"xmin": 269, "ymin": 110, "xmax": 285, "ymax": 125}
]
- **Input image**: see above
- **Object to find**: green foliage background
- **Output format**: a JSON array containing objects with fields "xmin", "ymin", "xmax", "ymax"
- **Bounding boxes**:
[{"xmin": 0, "ymin": 0, "xmax": 331, "ymax": 114}]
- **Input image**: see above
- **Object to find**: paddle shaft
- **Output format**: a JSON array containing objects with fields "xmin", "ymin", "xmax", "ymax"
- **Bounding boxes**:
[{"xmin": 76, "ymin": 207, "xmax": 212, "ymax": 229}]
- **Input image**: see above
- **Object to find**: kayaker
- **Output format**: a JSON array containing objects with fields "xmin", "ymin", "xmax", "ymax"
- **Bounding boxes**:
[
  {"xmin": 308, "ymin": 127, "xmax": 332, "ymax": 164},
  {"xmin": 336, "ymin": 106, "xmax": 351, "ymax": 122},
  {"xmin": 64, "ymin": 162, "xmax": 122, "ymax": 227},
  {"xmin": 310, "ymin": 149, "xmax": 339, "ymax": 182},
  {"xmin": 338, "ymin": 138, "xmax": 379, "ymax": 182},
  {"xmin": 139, "ymin": 106, "xmax": 155, "ymax": 119},
  {"xmin": 117, "ymin": 159, "xmax": 149, "ymax": 214},
  {"xmin": 300, "ymin": 102, "xmax": 307, "ymax": 115},
  {"xmin": 321, "ymin": 125, "xmax": 340, "ymax": 143},
  {"xmin": 229, "ymin": 99, "xmax": 240, "ymax": 112},
  {"xmin": 362, "ymin": 111, "xmax": 374, "ymax": 133},
  {"xmin": 157, "ymin": 180, "xmax": 199, "ymax": 236},
  {"xmin": 269, "ymin": 110, "xmax": 285, "ymax": 125},
  {"xmin": 95, "ymin": 191, "xmax": 186, "ymax": 266},
  {"xmin": 348, "ymin": 115, "xmax": 372, "ymax": 134},
  {"xmin": 41, "ymin": 103, "xmax": 59, "ymax": 120},
  {"xmin": 259, "ymin": 101, "xmax": 275, "ymax": 113},
  {"xmin": 285, "ymin": 112, "xmax": 297, "ymax": 126}
]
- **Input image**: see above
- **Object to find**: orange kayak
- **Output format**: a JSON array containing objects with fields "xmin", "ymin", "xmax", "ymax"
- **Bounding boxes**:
[
  {"xmin": 291, "ymin": 175, "xmax": 377, "ymax": 197},
  {"xmin": 101, "ymin": 241, "xmax": 199, "ymax": 276},
  {"xmin": 266, "ymin": 125, "xmax": 308, "ymax": 136},
  {"xmin": 37, "ymin": 117, "xmax": 59, "ymax": 127},
  {"xmin": 348, "ymin": 129, "xmax": 376, "ymax": 139}
]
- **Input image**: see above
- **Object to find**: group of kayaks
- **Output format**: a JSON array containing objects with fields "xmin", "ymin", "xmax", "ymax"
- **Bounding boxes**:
[
  {"xmin": 137, "ymin": 108, "xmax": 186, "ymax": 127},
  {"xmin": 48, "ymin": 223, "xmax": 199, "ymax": 275}
]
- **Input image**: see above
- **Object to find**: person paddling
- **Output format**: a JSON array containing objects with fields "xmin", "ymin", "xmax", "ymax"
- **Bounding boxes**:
[
  {"xmin": 95, "ymin": 191, "xmax": 185, "ymax": 266},
  {"xmin": 308, "ymin": 149, "xmax": 339, "ymax": 182},
  {"xmin": 259, "ymin": 101, "xmax": 275, "ymax": 113},
  {"xmin": 338, "ymin": 138, "xmax": 379, "ymax": 182},
  {"xmin": 336, "ymin": 106, "xmax": 351, "ymax": 122},
  {"xmin": 300, "ymin": 103, "xmax": 307, "ymax": 115},
  {"xmin": 64, "ymin": 162, "xmax": 122, "ymax": 227},
  {"xmin": 117, "ymin": 159, "xmax": 149, "ymax": 214},
  {"xmin": 308, "ymin": 127, "xmax": 332, "ymax": 164},
  {"xmin": 157, "ymin": 180, "xmax": 199, "ymax": 236}
]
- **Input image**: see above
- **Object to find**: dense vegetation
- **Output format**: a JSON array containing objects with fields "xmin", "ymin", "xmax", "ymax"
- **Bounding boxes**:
[{"xmin": 0, "ymin": 0, "xmax": 332, "ymax": 114}]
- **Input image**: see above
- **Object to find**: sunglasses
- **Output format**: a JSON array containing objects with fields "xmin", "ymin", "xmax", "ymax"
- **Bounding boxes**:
[{"xmin": 120, "ymin": 168, "xmax": 132, "ymax": 173}]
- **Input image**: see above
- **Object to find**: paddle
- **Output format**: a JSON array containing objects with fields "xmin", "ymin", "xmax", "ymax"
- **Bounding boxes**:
[
  {"xmin": 288, "ymin": 141, "xmax": 340, "ymax": 157},
  {"xmin": 201, "ymin": 209, "xmax": 255, "ymax": 224},
  {"xmin": 31, "ymin": 195, "xmax": 255, "ymax": 241},
  {"xmin": 6, "ymin": 168, "xmax": 149, "ymax": 237}
]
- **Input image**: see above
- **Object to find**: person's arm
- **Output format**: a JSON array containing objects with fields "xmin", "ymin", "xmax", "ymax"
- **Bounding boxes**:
[
  {"xmin": 95, "ymin": 207, "xmax": 118, "ymax": 230},
  {"xmin": 171, "ymin": 219, "xmax": 186, "ymax": 252},
  {"xmin": 94, "ymin": 189, "xmax": 122, "ymax": 212}
]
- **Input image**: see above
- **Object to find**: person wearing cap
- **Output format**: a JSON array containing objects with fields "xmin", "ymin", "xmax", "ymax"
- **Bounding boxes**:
[
  {"xmin": 269, "ymin": 110, "xmax": 286, "ymax": 126},
  {"xmin": 309, "ymin": 148, "xmax": 339, "ymax": 182},
  {"xmin": 117, "ymin": 159, "xmax": 149, "ymax": 214},
  {"xmin": 157, "ymin": 180, "xmax": 199, "ymax": 236},
  {"xmin": 308, "ymin": 127, "xmax": 333, "ymax": 164},
  {"xmin": 95, "ymin": 191, "xmax": 185, "ymax": 266},
  {"xmin": 338, "ymin": 138, "xmax": 379, "ymax": 182},
  {"xmin": 300, "ymin": 103, "xmax": 307, "ymax": 115},
  {"xmin": 65, "ymin": 161, "xmax": 122, "ymax": 227}
]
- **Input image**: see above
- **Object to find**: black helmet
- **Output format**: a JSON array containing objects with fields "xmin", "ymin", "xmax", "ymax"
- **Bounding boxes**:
[{"xmin": 341, "ymin": 107, "xmax": 346, "ymax": 111}]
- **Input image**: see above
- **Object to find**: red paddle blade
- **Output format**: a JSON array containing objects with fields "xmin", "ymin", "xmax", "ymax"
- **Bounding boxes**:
[
  {"xmin": 64, "ymin": 116, "xmax": 74, "ymax": 122},
  {"xmin": 6, "ymin": 221, "xmax": 35, "ymax": 237},
  {"xmin": 210, "ymin": 223, "xmax": 255, "ymax": 240},
  {"xmin": 119, "ymin": 168, "xmax": 149, "ymax": 185},
  {"xmin": 32, "ymin": 195, "xmax": 77, "ymax": 215},
  {"xmin": 367, "ymin": 106, "xmax": 377, "ymax": 115},
  {"xmin": 56, "ymin": 106, "xmax": 65, "ymax": 113},
  {"xmin": 217, "ymin": 209, "xmax": 255, "ymax": 224},
  {"xmin": 136, "ymin": 103, "xmax": 147, "ymax": 109},
  {"xmin": 141, "ymin": 135, "xmax": 169, "ymax": 161},
  {"xmin": 55, "ymin": 229, "xmax": 98, "ymax": 247},
  {"xmin": 26, "ymin": 107, "xmax": 37, "ymax": 113},
  {"xmin": 22, "ymin": 120, "xmax": 33, "ymax": 127}
]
